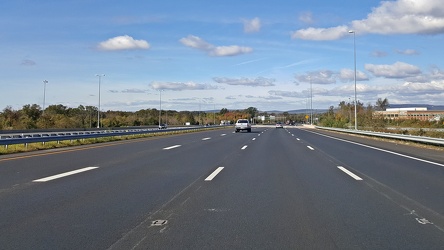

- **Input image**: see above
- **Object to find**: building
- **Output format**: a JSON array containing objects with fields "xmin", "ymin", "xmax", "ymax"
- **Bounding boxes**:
[{"xmin": 374, "ymin": 107, "xmax": 444, "ymax": 121}]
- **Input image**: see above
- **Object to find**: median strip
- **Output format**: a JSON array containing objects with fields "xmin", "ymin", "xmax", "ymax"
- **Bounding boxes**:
[
  {"xmin": 205, "ymin": 167, "xmax": 224, "ymax": 181},
  {"xmin": 33, "ymin": 167, "xmax": 99, "ymax": 182},
  {"xmin": 337, "ymin": 166, "xmax": 363, "ymax": 180}
]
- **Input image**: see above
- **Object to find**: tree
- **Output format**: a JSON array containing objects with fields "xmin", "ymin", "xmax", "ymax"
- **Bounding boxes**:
[
  {"xmin": 245, "ymin": 107, "xmax": 258, "ymax": 119},
  {"xmin": 220, "ymin": 108, "xmax": 228, "ymax": 115},
  {"xmin": 375, "ymin": 98, "xmax": 389, "ymax": 111}
]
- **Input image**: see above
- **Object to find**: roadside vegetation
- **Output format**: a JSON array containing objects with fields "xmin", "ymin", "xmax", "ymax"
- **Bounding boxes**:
[{"xmin": 317, "ymin": 98, "xmax": 444, "ymax": 138}]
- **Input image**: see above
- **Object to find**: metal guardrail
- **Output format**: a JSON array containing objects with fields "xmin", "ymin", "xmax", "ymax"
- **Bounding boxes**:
[
  {"xmin": 0, "ymin": 126, "xmax": 214, "ymax": 147},
  {"xmin": 316, "ymin": 126, "xmax": 444, "ymax": 146}
]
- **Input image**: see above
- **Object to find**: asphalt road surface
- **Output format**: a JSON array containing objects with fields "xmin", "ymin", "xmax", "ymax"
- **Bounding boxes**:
[{"xmin": 0, "ymin": 126, "xmax": 443, "ymax": 249}]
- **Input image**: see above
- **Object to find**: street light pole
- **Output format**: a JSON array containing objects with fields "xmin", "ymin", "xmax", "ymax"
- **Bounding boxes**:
[
  {"xmin": 43, "ymin": 80, "xmax": 48, "ymax": 114},
  {"xmin": 349, "ymin": 30, "xmax": 357, "ymax": 130},
  {"xmin": 310, "ymin": 76, "xmax": 313, "ymax": 125},
  {"xmin": 96, "ymin": 74, "xmax": 105, "ymax": 128},
  {"xmin": 158, "ymin": 89, "xmax": 163, "ymax": 126}
]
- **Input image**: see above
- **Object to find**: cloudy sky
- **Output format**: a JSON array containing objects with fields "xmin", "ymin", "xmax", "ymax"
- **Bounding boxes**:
[{"xmin": 1, "ymin": 0, "xmax": 444, "ymax": 112}]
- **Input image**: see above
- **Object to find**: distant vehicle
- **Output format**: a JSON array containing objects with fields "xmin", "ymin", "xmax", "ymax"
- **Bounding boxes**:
[
  {"xmin": 159, "ymin": 124, "xmax": 167, "ymax": 129},
  {"xmin": 276, "ymin": 122, "xmax": 284, "ymax": 128},
  {"xmin": 235, "ymin": 119, "xmax": 251, "ymax": 133}
]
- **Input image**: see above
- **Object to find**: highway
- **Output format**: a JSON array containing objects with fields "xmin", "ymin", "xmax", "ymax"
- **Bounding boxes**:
[{"xmin": 0, "ymin": 126, "xmax": 443, "ymax": 249}]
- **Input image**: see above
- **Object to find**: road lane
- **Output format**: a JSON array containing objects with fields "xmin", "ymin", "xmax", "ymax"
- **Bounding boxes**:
[
  {"xmin": 290, "ymin": 127, "xmax": 444, "ymax": 217},
  {"xmin": 0, "ymin": 127, "xmax": 259, "ymax": 249},
  {"xmin": 0, "ymin": 126, "xmax": 443, "ymax": 249},
  {"xmin": 114, "ymin": 127, "xmax": 444, "ymax": 249}
]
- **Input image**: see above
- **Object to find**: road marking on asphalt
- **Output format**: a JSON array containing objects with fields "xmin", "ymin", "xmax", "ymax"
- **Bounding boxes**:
[
  {"xmin": 307, "ymin": 146, "xmax": 314, "ymax": 150},
  {"xmin": 252, "ymin": 138, "xmax": 256, "ymax": 141},
  {"xmin": 33, "ymin": 167, "xmax": 99, "ymax": 182},
  {"xmin": 305, "ymin": 130, "xmax": 444, "ymax": 168},
  {"xmin": 202, "ymin": 137, "xmax": 211, "ymax": 141},
  {"xmin": 337, "ymin": 166, "xmax": 363, "ymax": 180},
  {"xmin": 205, "ymin": 167, "xmax": 224, "ymax": 181},
  {"xmin": 163, "ymin": 145, "xmax": 181, "ymax": 150},
  {"xmin": 241, "ymin": 145, "xmax": 248, "ymax": 150},
  {"xmin": 296, "ymin": 138, "xmax": 300, "ymax": 141},
  {"xmin": 221, "ymin": 134, "xmax": 226, "ymax": 136}
]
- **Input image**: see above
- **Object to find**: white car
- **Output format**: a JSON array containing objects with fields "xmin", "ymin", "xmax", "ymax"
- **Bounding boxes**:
[
  {"xmin": 235, "ymin": 119, "xmax": 251, "ymax": 133},
  {"xmin": 276, "ymin": 122, "xmax": 283, "ymax": 128}
]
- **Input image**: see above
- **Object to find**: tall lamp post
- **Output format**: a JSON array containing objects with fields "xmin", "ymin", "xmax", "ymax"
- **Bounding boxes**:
[
  {"xmin": 158, "ymin": 89, "xmax": 163, "ymax": 126},
  {"xmin": 42, "ymin": 80, "xmax": 48, "ymax": 114},
  {"xmin": 349, "ymin": 30, "xmax": 357, "ymax": 130},
  {"xmin": 96, "ymin": 74, "xmax": 105, "ymax": 128},
  {"xmin": 309, "ymin": 76, "xmax": 313, "ymax": 125}
]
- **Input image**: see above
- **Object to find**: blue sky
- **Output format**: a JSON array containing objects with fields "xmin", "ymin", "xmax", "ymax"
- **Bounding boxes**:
[{"xmin": 1, "ymin": 0, "xmax": 443, "ymax": 112}]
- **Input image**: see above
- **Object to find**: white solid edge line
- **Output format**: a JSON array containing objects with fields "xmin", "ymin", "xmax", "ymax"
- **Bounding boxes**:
[
  {"xmin": 205, "ymin": 167, "xmax": 224, "ymax": 181},
  {"xmin": 304, "ymin": 130, "xmax": 444, "ymax": 168},
  {"xmin": 241, "ymin": 145, "xmax": 248, "ymax": 150},
  {"xmin": 337, "ymin": 166, "xmax": 363, "ymax": 180},
  {"xmin": 163, "ymin": 145, "xmax": 182, "ymax": 150},
  {"xmin": 33, "ymin": 167, "xmax": 99, "ymax": 182}
]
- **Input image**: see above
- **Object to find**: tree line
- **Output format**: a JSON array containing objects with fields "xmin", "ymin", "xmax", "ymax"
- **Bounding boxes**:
[
  {"xmin": 0, "ymin": 104, "xmax": 274, "ymax": 130},
  {"xmin": 317, "ymin": 98, "xmax": 444, "ymax": 130}
]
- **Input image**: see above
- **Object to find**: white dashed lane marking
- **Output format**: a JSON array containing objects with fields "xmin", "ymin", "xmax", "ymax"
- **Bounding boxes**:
[
  {"xmin": 205, "ymin": 167, "xmax": 224, "ymax": 181},
  {"xmin": 337, "ymin": 166, "xmax": 363, "ymax": 180},
  {"xmin": 163, "ymin": 145, "xmax": 181, "ymax": 150},
  {"xmin": 33, "ymin": 167, "xmax": 99, "ymax": 182}
]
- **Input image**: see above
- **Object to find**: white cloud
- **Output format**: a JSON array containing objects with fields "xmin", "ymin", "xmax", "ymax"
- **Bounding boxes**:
[
  {"xmin": 179, "ymin": 35, "xmax": 213, "ymax": 51},
  {"xmin": 150, "ymin": 81, "xmax": 217, "ymax": 91},
  {"xmin": 21, "ymin": 59, "xmax": 36, "ymax": 66},
  {"xmin": 268, "ymin": 90, "xmax": 306, "ymax": 98},
  {"xmin": 291, "ymin": 0, "xmax": 444, "ymax": 40},
  {"xmin": 295, "ymin": 70, "xmax": 337, "ymax": 84},
  {"xmin": 243, "ymin": 17, "xmax": 261, "ymax": 33},
  {"xmin": 121, "ymin": 89, "xmax": 148, "ymax": 93},
  {"xmin": 299, "ymin": 12, "xmax": 314, "ymax": 24},
  {"xmin": 209, "ymin": 46, "xmax": 253, "ymax": 57},
  {"xmin": 291, "ymin": 26, "xmax": 349, "ymax": 41},
  {"xmin": 98, "ymin": 35, "xmax": 150, "ymax": 50},
  {"xmin": 180, "ymin": 35, "xmax": 252, "ymax": 57},
  {"xmin": 371, "ymin": 50, "xmax": 388, "ymax": 58},
  {"xmin": 365, "ymin": 61, "xmax": 422, "ymax": 78},
  {"xmin": 213, "ymin": 77, "xmax": 275, "ymax": 87},
  {"xmin": 339, "ymin": 68, "xmax": 369, "ymax": 82},
  {"xmin": 396, "ymin": 49, "xmax": 420, "ymax": 55}
]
